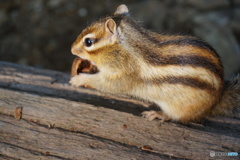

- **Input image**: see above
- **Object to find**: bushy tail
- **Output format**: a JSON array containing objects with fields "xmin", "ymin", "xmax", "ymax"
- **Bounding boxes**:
[{"xmin": 210, "ymin": 75, "xmax": 240, "ymax": 118}]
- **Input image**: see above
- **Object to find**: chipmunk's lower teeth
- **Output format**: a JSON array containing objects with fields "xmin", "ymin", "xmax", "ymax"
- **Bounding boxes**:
[{"xmin": 71, "ymin": 57, "xmax": 99, "ymax": 76}]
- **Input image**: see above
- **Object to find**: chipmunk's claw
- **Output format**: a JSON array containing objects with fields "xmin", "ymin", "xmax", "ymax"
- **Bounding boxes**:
[{"xmin": 142, "ymin": 111, "xmax": 171, "ymax": 124}]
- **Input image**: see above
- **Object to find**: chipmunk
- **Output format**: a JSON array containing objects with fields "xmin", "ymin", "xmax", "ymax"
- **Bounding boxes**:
[{"xmin": 70, "ymin": 4, "xmax": 240, "ymax": 123}]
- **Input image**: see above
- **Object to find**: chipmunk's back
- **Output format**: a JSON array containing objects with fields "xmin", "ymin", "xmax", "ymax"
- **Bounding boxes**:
[{"xmin": 70, "ymin": 4, "xmax": 240, "ymax": 123}]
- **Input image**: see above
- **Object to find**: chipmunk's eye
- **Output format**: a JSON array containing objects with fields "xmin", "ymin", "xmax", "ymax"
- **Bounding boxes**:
[{"xmin": 84, "ymin": 38, "xmax": 93, "ymax": 47}]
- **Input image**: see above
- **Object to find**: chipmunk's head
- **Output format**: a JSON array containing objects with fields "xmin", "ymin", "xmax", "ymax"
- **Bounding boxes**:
[{"xmin": 71, "ymin": 4, "xmax": 129, "ymax": 69}]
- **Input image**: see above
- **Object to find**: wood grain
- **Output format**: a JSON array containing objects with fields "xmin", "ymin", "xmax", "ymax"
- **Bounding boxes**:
[{"xmin": 0, "ymin": 61, "xmax": 239, "ymax": 160}]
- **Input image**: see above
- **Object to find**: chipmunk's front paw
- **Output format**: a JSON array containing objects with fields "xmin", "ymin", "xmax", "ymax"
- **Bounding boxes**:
[{"xmin": 69, "ymin": 75, "xmax": 85, "ymax": 87}]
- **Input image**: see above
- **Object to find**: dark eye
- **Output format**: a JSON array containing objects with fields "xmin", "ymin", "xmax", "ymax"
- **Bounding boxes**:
[{"xmin": 84, "ymin": 38, "xmax": 93, "ymax": 47}]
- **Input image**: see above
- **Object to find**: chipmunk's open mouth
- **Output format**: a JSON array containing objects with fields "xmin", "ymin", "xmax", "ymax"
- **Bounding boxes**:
[{"xmin": 71, "ymin": 57, "xmax": 99, "ymax": 76}]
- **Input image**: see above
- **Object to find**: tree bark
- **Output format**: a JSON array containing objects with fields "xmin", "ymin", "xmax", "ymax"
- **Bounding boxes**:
[{"xmin": 0, "ymin": 61, "xmax": 239, "ymax": 160}]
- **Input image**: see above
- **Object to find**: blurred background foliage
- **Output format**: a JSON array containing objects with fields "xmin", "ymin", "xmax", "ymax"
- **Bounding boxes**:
[{"xmin": 0, "ymin": 0, "xmax": 240, "ymax": 77}]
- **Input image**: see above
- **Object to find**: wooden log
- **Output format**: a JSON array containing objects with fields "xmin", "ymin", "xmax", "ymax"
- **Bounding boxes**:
[
  {"xmin": 0, "ymin": 61, "xmax": 239, "ymax": 160},
  {"xmin": 0, "ymin": 114, "xmax": 167, "ymax": 160}
]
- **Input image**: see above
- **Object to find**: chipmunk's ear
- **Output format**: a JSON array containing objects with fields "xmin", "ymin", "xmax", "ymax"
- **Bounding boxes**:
[
  {"xmin": 105, "ymin": 19, "xmax": 117, "ymax": 34},
  {"xmin": 114, "ymin": 4, "xmax": 129, "ymax": 15},
  {"xmin": 105, "ymin": 19, "xmax": 118, "ymax": 44}
]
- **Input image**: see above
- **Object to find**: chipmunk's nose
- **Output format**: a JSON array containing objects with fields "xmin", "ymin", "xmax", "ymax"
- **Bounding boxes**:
[{"xmin": 71, "ymin": 46, "xmax": 83, "ymax": 56}]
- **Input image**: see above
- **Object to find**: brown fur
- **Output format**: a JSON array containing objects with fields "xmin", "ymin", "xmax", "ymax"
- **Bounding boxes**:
[
  {"xmin": 210, "ymin": 76, "xmax": 240, "ymax": 118},
  {"xmin": 70, "ymin": 4, "xmax": 240, "ymax": 123}
]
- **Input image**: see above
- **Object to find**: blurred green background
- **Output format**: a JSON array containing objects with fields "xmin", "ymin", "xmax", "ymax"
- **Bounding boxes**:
[{"xmin": 0, "ymin": 0, "xmax": 240, "ymax": 77}]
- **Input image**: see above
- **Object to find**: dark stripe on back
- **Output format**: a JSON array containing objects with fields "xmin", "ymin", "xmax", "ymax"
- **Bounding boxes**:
[
  {"xmin": 155, "ymin": 55, "xmax": 221, "ymax": 78},
  {"xmin": 119, "ymin": 16, "xmax": 219, "ymax": 59},
  {"xmin": 159, "ymin": 38, "xmax": 217, "ymax": 53},
  {"xmin": 110, "ymin": 15, "xmax": 223, "ymax": 78},
  {"xmin": 135, "ymin": 44, "xmax": 223, "ymax": 78},
  {"xmin": 152, "ymin": 76, "xmax": 216, "ymax": 91}
]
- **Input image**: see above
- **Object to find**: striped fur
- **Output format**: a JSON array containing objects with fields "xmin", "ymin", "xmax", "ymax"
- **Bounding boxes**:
[
  {"xmin": 115, "ymin": 13, "xmax": 225, "ymax": 122},
  {"xmin": 70, "ymin": 4, "xmax": 240, "ymax": 123}
]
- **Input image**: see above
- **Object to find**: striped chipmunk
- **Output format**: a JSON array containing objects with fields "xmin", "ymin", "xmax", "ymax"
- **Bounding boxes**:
[{"xmin": 70, "ymin": 4, "xmax": 240, "ymax": 123}]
